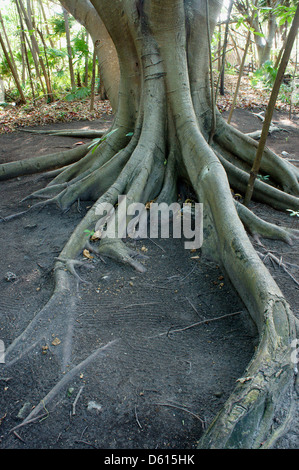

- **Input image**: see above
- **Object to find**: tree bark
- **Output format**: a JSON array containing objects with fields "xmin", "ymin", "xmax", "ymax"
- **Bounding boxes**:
[
  {"xmin": 17, "ymin": 0, "xmax": 54, "ymax": 102},
  {"xmin": 0, "ymin": 32, "xmax": 26, "ymax": 104},
  {"xmin": 63, "ymin": 7, "xmax": 76, "ymax": 91},
  {"xmin": 1, "ymin": 0, "xmax": 299, "ymax": 450},
  {"xmin": 219, "ymin": 0, "xmax": 234, "ymax": 96},
  {"xmin": 60, "ymin": 0, "xmax": 120, "ymax": 111},
  {"xmin": 244, "ymin": 2, "xmax": 299, "ymax": 206}
]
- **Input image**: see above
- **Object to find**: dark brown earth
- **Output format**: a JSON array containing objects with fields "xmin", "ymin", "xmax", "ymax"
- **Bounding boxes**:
[{"xmin": 0, "ymin": 108, "xmax": 298, "ymax": 450}]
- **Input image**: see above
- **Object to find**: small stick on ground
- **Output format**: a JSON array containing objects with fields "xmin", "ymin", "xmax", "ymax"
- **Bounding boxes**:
[
  {"xmin": 258, "ymin": 251, "xmax": 299, "ymax": 287},
  {"xmin": 134, "ymin": 405, "xmax": 143, "ymax": 429},
  {"xmin": 72, "ymin": 386, "xmax": 84, "ymax": 416},
  {"xmin": 148, "ymin": 237, "xmax": 166, "ymax": 252},
  {"xmin": 185, "ymin": 296, "xmax": 204, "ymax": 319},
  {"xmin": 13, "ymin": 430, "xmax": 26, "ymax": 443},
  {"xmin": 151, "ymin": 402, "xmax": 205, "ymax": 428},
  {"xmin": 155, "ymin": 311, "xmax": 244, "ymax": 337}
]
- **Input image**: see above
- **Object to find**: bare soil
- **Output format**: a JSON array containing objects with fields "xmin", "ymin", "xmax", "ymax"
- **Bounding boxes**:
[{"xmin": 0, "ymin": 108, "xmax": 298, "ymax": 450}]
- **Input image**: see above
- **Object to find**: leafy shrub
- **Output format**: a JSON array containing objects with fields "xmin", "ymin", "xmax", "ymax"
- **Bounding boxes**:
[
  {"xmin": 65, "ymin": 87, "xmax": 90, "ymax": 101},
  {"xmin": 251, "ymin": 61, "xmax": 278, "ymax": 88}
]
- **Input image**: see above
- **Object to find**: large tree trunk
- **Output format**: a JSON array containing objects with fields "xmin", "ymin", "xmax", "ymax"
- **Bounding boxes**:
[
  {"xmin": 1, "ymin": 0, "xmax": 299, "ymax": 449},
  {"xmin": 60, "ymin": 0, "xmax": 120, "ymax": 111}
]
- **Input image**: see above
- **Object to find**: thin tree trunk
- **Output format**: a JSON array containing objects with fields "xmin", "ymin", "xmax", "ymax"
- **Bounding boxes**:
[
  {"xmin": 15, "ymin": 0, "xmax": 46, "ymax": 95},
  {"xmin": 90, "ymin": 43, "xmax": 98, "ymax": 111},
  {"xmin": 20, "ymin": 29, "xmax": 26, "ymax": 86},
  {"xmin": 289, "ymin": 34, "xmax": 298, "ymax": 119},
  {"xmin": 84, "ymin": 31, "xmax": 89, "ymax": 87},
  {"xmin": 206, "ymin": 0, "xmax": 216, "ymax": 143},
  {"xmin": 0, "ymin": 32, "xmax": 26, "ymax": 104},
  {"xmin": 0, "ymin": 76, "xmax": 4, "ymax": 102},
  {"xmin": 227, "ymin": 0, "xmax": 257, "ymax": 124},
  {"xmin": 38, "ymin": 0, "xmax": 54, "ymax": 48},
  {"xmin": 219, "ymin": 0, "xmax": 234, "ymax": 96},
  {"xmin": 217, "ymin": 24, "xmax": 222, "ymax": 72},
  {"xmin": 0, "ymin": 10, "xmax": 20, "ymax": 83},
  {"xmin": 244, "ymin": 3, "xmax": 299, "ymax": 206},
  {"xmin": 63, "ymin": 7, "xmax": 76, "ymax": 91},
  {"xmin": 229, "ymin": 30, "xmax": 241, "ymax": 65},
  {"xmin": 36, "ymin": 27, "xmax": 51, "ymax": 86},
  {"xmin": 18, "ymin": 0, "xmax": 54, "ymax": 102},
  {"xmin": 23, "ymin": 30, "xmax": 36, "ymax": 102}
]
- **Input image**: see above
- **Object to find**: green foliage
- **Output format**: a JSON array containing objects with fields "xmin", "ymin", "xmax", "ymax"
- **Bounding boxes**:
[
  {"xmin": 273, "ymin": 4, "xmax": 297, "ymax": 26},
  {"xmin": 72, "ymin": 34, "xmax": 89, "ymax": 58},
  {"xmin": 257, "ymin": 174, "xmax": 270, "ymax": 182},
  {"xmin": 65, "ymin": 87, "xmax": 91, "ymax": 102},
  {"xmin": 49, "ymin": 12, "xmax": 75, "ymax": 36},
  {"xmin": 0, "ymin": 57, "xmax": 10, "ymax": 78},
  {"xmin": 46, "ymin": 47, "xmax": 68, "ymax": 59},
  {"xmin": 251, "ymin": 60, "xmax": 278, "ymax": 88}
]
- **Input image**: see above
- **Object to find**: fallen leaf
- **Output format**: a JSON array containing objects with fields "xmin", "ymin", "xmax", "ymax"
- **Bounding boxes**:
[
  {"xmin": 52, "ymin": 337, "xmax": 61, "ymax": 346},
  {"xmin": 83, "ymin": 249, "xmax": 93, "ymax": 259},
  {"xmin": 91, "ymin": 230, "xmax": 101, "ymax": 241}
]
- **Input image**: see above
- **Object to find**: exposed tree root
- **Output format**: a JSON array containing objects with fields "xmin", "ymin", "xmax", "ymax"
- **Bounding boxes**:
[
  {"xmin": 19, "ymin": 128, "xmax": 109, "ymax": 138},
  {"xmin": 257, "ymin": 250, "xmax": 299, "ymax": 288},
  {"xmin": 245, "ymin": 111, "xmax": 288, "ymax": 140},
  {"xmin": 235, "ymin": 200, "xmax": 299, "ymax": 245},
  {"xmin": 215, "ymin": 149, "xmax": 299, "ymax": 211},
  {"xmin": 1, "ymin": 107, "xmax": 299, "ymax": 448},
  {"xmin": 0, "ymin": 143, "xmax": 91, "ymax": 181},
  {"xmin": 246, "ymin": 125, "xmax": 287, "ymax": 140},
  {"xmin": 1, "ymin": 0, "xmax": 299, "ymax": 449},
  {"xmin": 150, "ymin": 1, "xmax": 299, "ymax": 449},
  {"xmin": 215, "ymin": 115, "xmax": 299, "ymax": 195}
]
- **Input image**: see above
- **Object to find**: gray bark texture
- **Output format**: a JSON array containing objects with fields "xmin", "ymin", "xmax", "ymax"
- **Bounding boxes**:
[{"xmin": 1, "ymin": 0, "xmax": 299, "ymax": 449}]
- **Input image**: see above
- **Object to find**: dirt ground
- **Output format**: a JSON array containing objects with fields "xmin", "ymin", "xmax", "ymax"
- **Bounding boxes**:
[{"xmin": 0, "ymin": 108, "xmax": 298, "ymax": 450}]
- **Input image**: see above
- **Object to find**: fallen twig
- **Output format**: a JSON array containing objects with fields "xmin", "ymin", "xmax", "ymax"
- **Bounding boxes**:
[
  {"xmin": 148, "ymin": 237, "xmax": 166, "ymax": 252},
  {"xmin": 74, "ymin": 439, "xmax": 97, "ymax": 448},
  {"xmin": 13, "ymin": 430, "xmax": 26, "ymax": 443},
  {"xmin": 72, "ymin": 386, "xmax": 84, "ymax": 416},
  {"xmin": 10, "ymin": 411, "xmax": 49, "ymax": 433},
  {"xmin": 185, "ymin": 296, "xmax": 204, "ymax": 319},
  {"xmin": 154, "ymin": 311, "xmax": 243, "ymax": 337},
  {"xmin": 257, "ymin": 251, "xmax": 299, "ymax": 287},
  {"xmin": 150, "ymin": 402, "xmax": 205, "ymax": 428},
  {"xmin": 179, "ymin": 264, "xmax": 197, "ymax": 283},
  {"xmin": 135, "ymin": 405, "xmax": 143, "ymax": 429}
]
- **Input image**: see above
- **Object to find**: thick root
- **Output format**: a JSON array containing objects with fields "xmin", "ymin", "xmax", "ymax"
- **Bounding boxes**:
[
  {"xmin": 235, "ymin": 200, "xmax": 299, "ymax": 245},
  {"xmin": 0, "ymin": 143, "xmax": 91, "ymax": 181},
  {"xmin": 216, "ymin": 150, "xmax": 299, "ymax": 212},
  {"xmin": 215, "ymin": 116, "xmax": 299, "ymax": 196},
  {"xmin": 96, "ymin": 237, "xmax": 148, "ymax": 272},
  {"xmin": 198, "ymin": 297, "xmax": 298, "ymax": 449},
  {"xmin": 19, "ymin": 128, "xmax": 109, "ymax": 138},
  {"xmin": 8, "ymin": 339, "xmax": 119, "ymax": 434},
  {"xmin": 4, "ymin": 268, "xmax": 74, "ymax": 371},
  {"xmin": 152, "ymin": 16, "xmax": 299, "ymax": 445}
]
